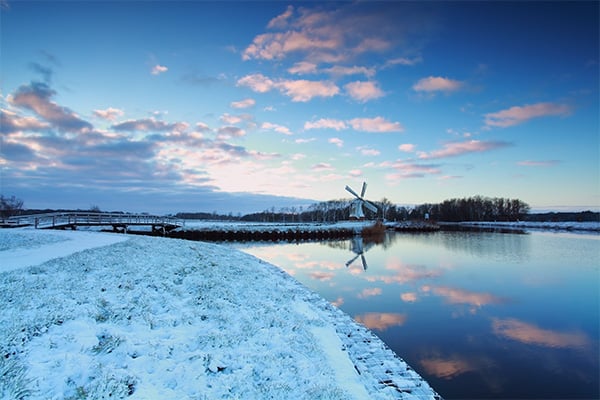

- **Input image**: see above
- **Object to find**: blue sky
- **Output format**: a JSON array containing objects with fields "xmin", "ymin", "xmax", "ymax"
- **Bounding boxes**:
[{"xmin": 1, "ymin": 1, "xmax": 598, "ymax": 214}]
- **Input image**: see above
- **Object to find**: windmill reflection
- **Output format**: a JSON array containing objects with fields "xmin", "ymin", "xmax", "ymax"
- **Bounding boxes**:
[{"xmin": 345, "ymin": 235, "xmax": 375, "ymax": 270}]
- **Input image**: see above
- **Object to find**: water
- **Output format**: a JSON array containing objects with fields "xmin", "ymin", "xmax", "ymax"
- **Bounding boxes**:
[{"xmin": 231, "ymin": 230, "xmax": 599, "ymax": 399}]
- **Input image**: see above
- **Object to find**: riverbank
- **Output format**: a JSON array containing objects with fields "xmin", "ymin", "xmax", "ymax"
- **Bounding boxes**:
[
  {"xmin": 441, "ymin": 220, "xmax": 600, "ymax": 233},
  {"xmin": 0, "ymin": 229, "xmax": 440, "ymax": 399}
]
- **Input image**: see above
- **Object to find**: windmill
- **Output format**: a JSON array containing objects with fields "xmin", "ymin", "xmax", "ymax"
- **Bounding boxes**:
[{"xmin": 345, "ymin": 182, "xmax": 378, "ymax": 220}]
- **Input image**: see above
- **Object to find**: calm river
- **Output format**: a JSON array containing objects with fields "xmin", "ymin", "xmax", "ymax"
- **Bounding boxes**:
[{"xmin": 231, "ymin": 229, "xmax": 599, "ymax": 399}]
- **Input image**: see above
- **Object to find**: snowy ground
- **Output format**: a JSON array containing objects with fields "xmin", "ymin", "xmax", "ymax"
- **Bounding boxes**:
[
  {"xmin": 449, "ymin": 220, "xmax": 600, "ymax": 233},
  {"xmin": 0, "ymin": 229, "xmax": 439, "ymax": 399},
  {"xmin": 179, "ymin": 220, "xmax": 375, "ymax": 232}
]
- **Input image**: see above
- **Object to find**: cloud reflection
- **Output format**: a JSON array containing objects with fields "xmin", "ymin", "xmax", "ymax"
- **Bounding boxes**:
[
  {"xmin": 401, "ymin": 292, "xmax": 418, "ymax": 302},
  {"xmin": 357, "ymin": 287, "xmax": 382, "ymax": 299},
  {"xmin": 354, "ymin": 312, "xmax": 406, "ymax": 331},
  {"xmin": 309, "ymin": 271, "xmax": 335, "ymax": 281},
  {"xmin": 431, "ymin": 286, "xmax": 506, "ymax": 307},
  {"xmin": 365, "ymin": 258, "xmax": 441, "ymax": 285},
  {"xmin": 419, "ymin": 356, "xmax": 476, "ymax": 379},
  {"xmin": 492, "ymin": 318, "xmax": 590, "ymax": 349}
]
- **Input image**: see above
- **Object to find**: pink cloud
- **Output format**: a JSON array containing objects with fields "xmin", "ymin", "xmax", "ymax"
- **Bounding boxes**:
[
  {"xmin": 398, "ymin": 143, "xmax": 416, "ymax": 152},
  {"xmin": 357, "ymin": 146, "xmax": 380, "ymax": 156},
  {"xmin": 276, "ymin": 79, "xmax": 339, "ymax": 102},
  {"xmin": 492, "ymin": 318, "xmax": 590, "ymax": 349},
  {"xmin": 348, "ymin": 116, "xmax": 403, "ymax": 133},
  {"xmin": 237, "ymin": 74, "xmax": 275, "ymax": 93},
  {"xmin": 384, "ymin": 160, "xmax": 441, "ymax": 180},
  {"xmin": 267, "ymin": 5, "xmax": 293, "ymax": 29},
  {"xmin": 310, "ymin": 271, "xmax": 335, "ymax": 281},
  {"xmin": 401, "ymin": 292, "xmax": 418, "ymax": 302},
  {"xmin": 413, "ymin": 76, "xmax": 462, "ymax": 92},
  {"xmin": 262, "ymin": 122, "xmax": 292, "ymax": 135},
  {"xmin": 151, "ymin": 64, "xmax": 168, "ymax": 75},
  {"xmin": 288, "ymin": 61, "xmax": 318, "ymax": 75},
  {"xmin": 93, "ymin": 107, "xmax": 124, "ymax": 121},
  {"xmin": 417, "ymin": 140, "xmax": 510, "ymax": 159},
  {"xmin": 431, "ymin": 286, "xmax": 506, "ymax": 307},
  {"xmin": 304, "ymin": 118, "xmax": 346, "ymax": 131},
  {"xmin": 311, "ymin": 162, "xmax": 334, "ymax": 171},
  {"xmin": 354, "ymin": 312, "xmax": 406, "ymax": 331},
  {"xmin": 517, "ymin": 160, "xmax": 560, "ymax": 167},
  {"xmin": 1, "ymin": 109, "xmax": 49, "ymax": 133},
  {"xmin": 237, "ymin": 74, "xmax": 339, "ymax": 102},
  {"xmin": 484, "ymin": 102, "xmax": 572, "ymax": 127},
  {"xmin": 345, "ymin": 81, "xmax": 385, "ymax": 102},
  {"xmin": 328, "ymin": 137, "xmax": 344, "ymax": 147},
  {"xmin": 230, "ymin": 98, "xmax": 256, "ymax": 109},
  {"xmin": 9, "ymin": 82, "xmax": 93, "ymax": 133}
]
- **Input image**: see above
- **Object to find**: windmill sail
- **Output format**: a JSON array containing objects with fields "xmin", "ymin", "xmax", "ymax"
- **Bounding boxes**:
[{"xmin": 345, "ymin": 181, "xmax": 378, "ymax": 219}]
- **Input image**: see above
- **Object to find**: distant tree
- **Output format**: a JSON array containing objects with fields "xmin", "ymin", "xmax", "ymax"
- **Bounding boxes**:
[
  {"xmin": 89, "ymin": 205, "xmax": 101, "ymax": 212},
  {"xmin": 0, "ymin": 195, "xmax": 24, "ymax": 220}
]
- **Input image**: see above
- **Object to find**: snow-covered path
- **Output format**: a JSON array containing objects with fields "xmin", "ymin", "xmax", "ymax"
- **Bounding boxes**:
[{"xmin": 0, "ymin": 229, "xmax": 439, "ymax": 399}]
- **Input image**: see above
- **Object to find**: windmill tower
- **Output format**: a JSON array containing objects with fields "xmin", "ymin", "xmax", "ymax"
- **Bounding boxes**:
[{"xmin": 345, "ymin": 182, "xmax": 378, "ymax": 220}]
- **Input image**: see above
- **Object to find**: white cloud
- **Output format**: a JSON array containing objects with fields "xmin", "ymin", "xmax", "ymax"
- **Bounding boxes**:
[
  {"xmin": 237, "ymin": 74, "xmax": 339, "ymax": 102},
  {"xmin": 295, "ymin": 138, "xmax": 316, "ymax": 144},
  {"xmin": 237, "ymin": 74, "xmax": 275, "ymax": 93},
  {"xmin": 345, "ymin": 81, "xmax": 384, "ymax": 102},
  {"xmin": 276, "ymin": 79, "xmax": 339, "ymax": 102},
  {"xmin": 288, "ymin": 61, "xmax": 318, "ymax": 75},
  {"xmin": 357, "ymin": 146, "xmax": 380, "ymax": 156},
  {"xmin": 398, "ymin": 143, "xmax": 416, "ymax": 153},
  {"xmin": 484, "ymin": 102, "xmax": 572, "ymax": 128},
  {"xmin": 151, "ymin": 65, "xmax": 168, "ymax": 75},
  {"xmin": 384, "ymin": 56, "xmax": 422, "ymax": 68},
  {"xmin": 349, "ymin": 169, "xmax": 362, "ymax": 177},
  {"xmin": 262, "ymin": 122, "xmax": 292, "ymax": 135},
  {"xmin": 328, "ymin": 137, "xmax": 344, "ymax": 147},
  {"xmin": 348, "ymin": 116, "xmax": 403, "ymax": 133},
  {"xmin": 412, "ymin": 76, "xmax": 462, "ymax": 92},
  {"xmin": 230, "ymin": 98, "xmax": 256, "ymax": 109},
  {"xmin": 93, "ymin": 107, "xmax": 124, "ymax": 121},
  {"xmin": 304, "ymin": 118, "xmax": 346, "ymax": 131},
  {"xmin": 216, "ymin": 126, "xmax": 246, "ymax": 140}
]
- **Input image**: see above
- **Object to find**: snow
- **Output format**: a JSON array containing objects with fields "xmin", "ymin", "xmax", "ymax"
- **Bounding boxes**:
[
  {"xmin": 0, "ymin": 228, "xmax": 439, "ymax": 399},
  {"xmin": 180, "ymin": 220, "xmax": 375, "ymax": 233},
  {"xmin": 451, "ymin": 220, "xmax": 600, "ymax": 233}
]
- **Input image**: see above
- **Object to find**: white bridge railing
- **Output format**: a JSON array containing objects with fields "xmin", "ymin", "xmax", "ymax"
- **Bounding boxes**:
[{"xmin": 6, "ymin": 212, "xmax": 184, "ymax": 230}]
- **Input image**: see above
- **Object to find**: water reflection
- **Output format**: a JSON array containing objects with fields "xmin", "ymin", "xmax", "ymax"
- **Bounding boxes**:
[
  {"xmin": 233, "ymin": 230, "xmax": 599, "ymax": 399},
  {"xmin": 354, "ymin": 312, "xmax": 407, "ymax": 331},
  {"xmin": 491, "ymin": 317, "xmax": 591, "ymax": 349}
]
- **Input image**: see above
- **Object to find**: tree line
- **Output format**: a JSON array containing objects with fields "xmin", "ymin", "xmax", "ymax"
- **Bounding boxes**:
[
  {"xmin": 5, "ymin": 193, "xmax": 598, "ymax": 223},
  {"xmin": 410, "ymin": 196, "xmax": 531, "ymax": 222}
]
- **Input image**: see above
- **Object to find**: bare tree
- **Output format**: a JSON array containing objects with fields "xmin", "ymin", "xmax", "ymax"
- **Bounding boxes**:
[{"xmin": 0, "ymin": 195, "xmax": 24, "ymax": 221}]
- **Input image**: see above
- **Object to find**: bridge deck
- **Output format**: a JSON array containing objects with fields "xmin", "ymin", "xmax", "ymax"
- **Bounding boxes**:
[{"xmin": 4, "ymin": 212, "xmax": 183, "ymax": 232}]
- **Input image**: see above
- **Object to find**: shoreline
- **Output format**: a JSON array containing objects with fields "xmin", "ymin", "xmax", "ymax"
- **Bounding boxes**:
[{"xmin": 0, "ymin": 229, "xmax": 441, "ymax": 399}]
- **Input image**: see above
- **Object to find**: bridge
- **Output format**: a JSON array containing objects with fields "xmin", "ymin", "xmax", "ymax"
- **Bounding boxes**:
[{"xmin": 3, "ymin": 212, "xmax": 184, "ymax": 233}]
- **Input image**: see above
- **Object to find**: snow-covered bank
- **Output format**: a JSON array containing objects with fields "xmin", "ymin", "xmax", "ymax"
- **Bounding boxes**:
[
  {"xmin": 0, "ymin": 229, "xmax": 440, "ymax": 399},
  {"xmin": 180, "ymin": 220, "xmax": 374, "ymax": 233},
  {"xmin": 446, "ymin": 220, "xmax": 600, "ymax": 233}
]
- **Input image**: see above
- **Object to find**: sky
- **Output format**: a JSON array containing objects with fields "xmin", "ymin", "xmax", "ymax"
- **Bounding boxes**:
[{"xmin": 1, "ymin": 1, "xmax": 598, "ymax": 214}]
